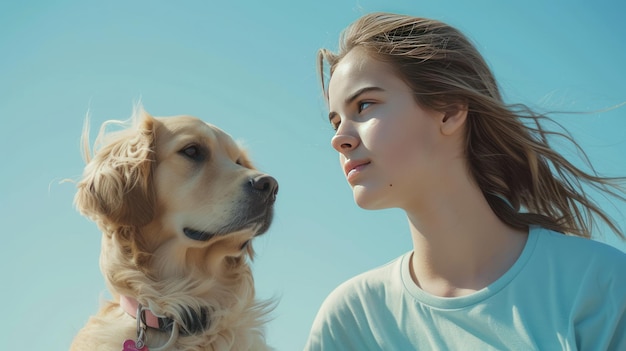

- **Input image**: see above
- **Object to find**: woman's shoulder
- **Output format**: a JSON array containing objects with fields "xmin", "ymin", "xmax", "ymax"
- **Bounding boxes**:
[
  {"xmin": 533, "ymin": 226, "xmax": 626, "ymax": 261},
  {"xmin": 531, "ymin": 226, "xmax": 626, "ymax": 283},
  {"xmin": 319, "ymin": 252, "xmax": 409, "ymax": 310},
  {"xmin": 305, "ymin": 253, "xmax": 412, "ymax": 350}
]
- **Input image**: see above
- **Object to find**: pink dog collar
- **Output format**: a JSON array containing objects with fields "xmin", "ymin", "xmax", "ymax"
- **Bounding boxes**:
[{"xmin": 120, "ymin": 295, "xmax": 161, "ymax": 329}]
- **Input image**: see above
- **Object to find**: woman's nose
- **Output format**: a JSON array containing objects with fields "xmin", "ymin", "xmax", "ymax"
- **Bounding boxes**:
[{"xmin": 331, "ymin": 132, "xmax": 359, "ymax": 153}]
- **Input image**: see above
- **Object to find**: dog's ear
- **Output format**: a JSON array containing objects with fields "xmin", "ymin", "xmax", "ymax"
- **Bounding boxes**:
[{"xmin": 75, "ymin": 110, "xmax": 157, "ymax": 230}]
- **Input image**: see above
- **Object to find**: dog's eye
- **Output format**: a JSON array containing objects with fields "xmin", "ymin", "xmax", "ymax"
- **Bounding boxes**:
[{"xmin": 180, "ymin": 145, "xmax": 205, "ymax": 161}]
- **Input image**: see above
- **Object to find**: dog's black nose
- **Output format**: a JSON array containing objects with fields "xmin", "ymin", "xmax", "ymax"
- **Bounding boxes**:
[{"xmin": 250, "ymin": 175, "xmax": 279, "ymax": 201}]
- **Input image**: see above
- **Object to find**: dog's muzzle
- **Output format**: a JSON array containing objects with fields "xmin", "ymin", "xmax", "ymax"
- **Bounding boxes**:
[{"xmin": 183, "ymin": 175, "xmax": 278, "ymax": 242}]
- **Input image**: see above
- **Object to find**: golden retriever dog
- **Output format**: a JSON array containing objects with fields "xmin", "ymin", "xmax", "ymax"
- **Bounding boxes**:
[{"xmin": 70, "ymin": 106, "xmax": 278, "ymax": 351}]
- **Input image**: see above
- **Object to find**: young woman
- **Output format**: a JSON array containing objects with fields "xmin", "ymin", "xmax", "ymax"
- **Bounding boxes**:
[{"xmin": 305, "ymin": 12, "xmax": 626, "ymax": 350}]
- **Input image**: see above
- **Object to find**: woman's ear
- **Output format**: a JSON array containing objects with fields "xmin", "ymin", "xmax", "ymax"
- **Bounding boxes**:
[{"xmin": 440, "ymin": 103, "xmax": 468, "ymax": 136}]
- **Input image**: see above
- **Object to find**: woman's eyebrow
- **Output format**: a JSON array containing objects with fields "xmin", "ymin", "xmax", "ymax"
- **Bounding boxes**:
[
  {"xmin": 345, "ymin": 86, "xmax": 384, "ymax": 105},
  {"xmin": 328, "ymin": 86, "xmax": 385, "ymax": 122}
]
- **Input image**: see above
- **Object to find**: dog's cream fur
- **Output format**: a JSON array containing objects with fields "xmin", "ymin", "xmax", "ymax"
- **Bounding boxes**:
[{"xmin": 70, "ymin": 107, "xmax": 277, "ymax": 351}]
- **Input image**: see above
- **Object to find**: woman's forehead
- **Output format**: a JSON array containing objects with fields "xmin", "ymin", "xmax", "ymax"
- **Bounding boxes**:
[
  {"xmin": 328, "ymin": 49, "xmax": 403, "ymax": 103},
  {"xmin": 330, "ymin": 48, "xmax": 378, "ymax": 79}
]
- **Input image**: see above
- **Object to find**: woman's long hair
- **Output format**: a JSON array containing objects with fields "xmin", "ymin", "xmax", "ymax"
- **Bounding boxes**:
[{"xmin": 318, "ymin": 12, "xmax": 625, "ymax": 240}]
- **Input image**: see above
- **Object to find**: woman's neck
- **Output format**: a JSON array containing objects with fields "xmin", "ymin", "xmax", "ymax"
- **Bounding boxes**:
[{"xmin": 405, "ymin": 174, "xmax": 527, "ymax": 298}]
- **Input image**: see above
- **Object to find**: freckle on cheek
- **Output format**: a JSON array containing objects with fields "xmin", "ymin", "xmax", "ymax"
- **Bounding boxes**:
[{"xmin": 389, "ymin": 184, "xmax": 393, "ymax": 187}]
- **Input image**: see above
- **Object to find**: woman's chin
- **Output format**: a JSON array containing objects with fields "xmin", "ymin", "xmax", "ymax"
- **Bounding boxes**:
[{"xmin": 353, "ymin": 187, "xmax": 389, "ymax": 210}]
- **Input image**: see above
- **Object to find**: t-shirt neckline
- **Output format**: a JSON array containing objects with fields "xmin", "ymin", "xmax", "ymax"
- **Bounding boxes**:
[{"xmin": 400, "ymin": 226, "xmax": 540, "ymax": 309}]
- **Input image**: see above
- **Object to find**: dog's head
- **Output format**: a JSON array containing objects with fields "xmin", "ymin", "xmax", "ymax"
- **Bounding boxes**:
[{"xmin": 75, "ymin": 107, "xmax": 278, "ymax": 281}]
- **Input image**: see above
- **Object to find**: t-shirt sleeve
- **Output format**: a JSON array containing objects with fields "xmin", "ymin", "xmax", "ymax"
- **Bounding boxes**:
[
  {"xmin": 573, "ymin": 243, "xmax": 626, "ymax": 351},
  {"xmin": 592, "ymin": 252, "xmax": 626, "ymax": 351},
  {"xmin": 601, "ymin": 251, "xmax": 626, "ymax": 351},
  {"xmin": 304, "ymin": 255, "xmax": 406, "ymax": 351},
  {"xmin": 304, "ymin": 282, "xmax": 378, "ymax": 351},
  {"xmin": 607, "ymin": 306, "xmax": 626, "ymax": 351},
  {"xmin": 304, "ymin": 287, "xmax": 367, "ymax": 351}
]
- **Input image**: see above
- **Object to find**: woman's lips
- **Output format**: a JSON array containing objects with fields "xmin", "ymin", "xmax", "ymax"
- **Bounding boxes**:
[{"xmin": 344, "ymin": 160, "xmax": 370, "ymax": 182}]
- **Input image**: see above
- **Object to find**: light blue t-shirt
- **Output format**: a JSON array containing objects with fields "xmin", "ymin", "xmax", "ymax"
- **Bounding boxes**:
[{"xmin": 304, "ymin": 227, "xmax": 626, "ymax": 350}]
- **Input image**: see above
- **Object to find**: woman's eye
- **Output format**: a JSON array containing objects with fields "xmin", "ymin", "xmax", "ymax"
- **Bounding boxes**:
[{"xmin": 358, "ymin": 101, "xmax": 372, "ymax": 113}]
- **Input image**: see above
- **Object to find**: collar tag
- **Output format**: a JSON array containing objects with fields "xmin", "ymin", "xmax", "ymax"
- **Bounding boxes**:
[{"xmin": 122, "ymin": 339, "xmax": 149, "ymax": 351}]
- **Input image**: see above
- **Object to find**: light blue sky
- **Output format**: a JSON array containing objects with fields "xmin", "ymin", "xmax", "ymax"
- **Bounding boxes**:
[{"xmin": 1, "ymin": 1, "xmax": 625, "ymax": 350}]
